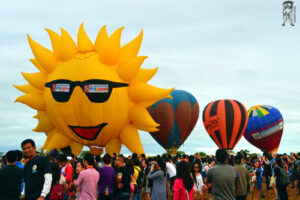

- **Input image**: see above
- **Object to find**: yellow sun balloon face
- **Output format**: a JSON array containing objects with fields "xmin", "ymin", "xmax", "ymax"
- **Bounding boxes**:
[
  {"xmin": 15, "ymin": 24, "xmax": 174, "ymax": 156},
  {"xmin": 45, "ymin": 53, "xmax": 132, "ymax": 147}
]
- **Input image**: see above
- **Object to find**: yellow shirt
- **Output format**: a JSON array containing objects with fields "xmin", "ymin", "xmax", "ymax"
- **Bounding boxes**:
[{"xmin": 133, "ymin": 166, "xmax": 141, "ymax": 185}]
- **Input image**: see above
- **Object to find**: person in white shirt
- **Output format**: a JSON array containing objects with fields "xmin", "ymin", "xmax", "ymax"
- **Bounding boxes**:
[
  {"xmin": 192, "ymin": 162, "xmax": 206, "ymax": 200},
  {"xmin": 166, "ymin": 158, "xmax": 176, "ymax": 189},
  {"xmin": 204, "ymin": 158, "xmax": 215, "ymax": 176}
]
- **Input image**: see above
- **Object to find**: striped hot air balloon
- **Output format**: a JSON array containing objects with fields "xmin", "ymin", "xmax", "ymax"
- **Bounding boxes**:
[
  {"xmin": 244, "ymin": 105, "xmax": 284, "ymax": 153},
  {"xmin": 203, "ymin": 99, "xmax": 248, "ymax": 150}
]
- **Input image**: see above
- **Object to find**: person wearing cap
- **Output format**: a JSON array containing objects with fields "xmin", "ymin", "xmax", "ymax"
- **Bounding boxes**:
[
  {"xmin": 0, "ymin": 150, "xmax": 24, "ymax": 199},
  {"xmin": 234, "ymin": 155, "xmax": 249, "ymax": 200},
  {"xmin": 57, "ymin": 154, "xmax": 73, "ymax": 199}
]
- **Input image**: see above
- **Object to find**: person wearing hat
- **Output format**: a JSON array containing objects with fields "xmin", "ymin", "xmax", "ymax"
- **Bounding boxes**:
[
  {"xmin": 282, "ymin": 1, "xmax": 295, "ymax": 26},
  {"xmin": 234, "ymin": 155, "xmax": 249, "ymax": 200}
]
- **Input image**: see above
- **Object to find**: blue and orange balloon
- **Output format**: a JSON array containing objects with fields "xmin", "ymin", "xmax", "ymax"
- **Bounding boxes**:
[
  {"xmin": 244, "ymin": 105, "xmax": 284, "ymax": 153},
  {"xmin": 147, "ymin": 90, "xmax": 199, "ymax": 154}
]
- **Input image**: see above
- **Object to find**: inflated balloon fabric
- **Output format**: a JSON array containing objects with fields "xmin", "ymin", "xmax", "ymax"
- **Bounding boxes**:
[
  {"xmin": 147, "ymin": 90, "xmax": 199, "ymax": 154},
  {"xmin": 14, "ymin": 24, "xmax": 173, "ymax": 156},
  {"xmin": 203, "ymin": 99, "xmax": 248, "ymax": 150},
  {"xmin": 244, "ymin": 105, "xmax": 283, "ymax": 153}
]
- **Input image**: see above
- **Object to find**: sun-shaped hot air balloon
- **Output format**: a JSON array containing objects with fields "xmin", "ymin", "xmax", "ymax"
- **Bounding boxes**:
[
  {"xmin": 203, "ymin": 99, "xmax": 248, "ymax": 150},
  {"xmin": 244, "ymin": 105, "xmax": 284, "ymax": 153},
  {"xmin": 14, "ymin": 24, "xmax": 173, "ymax": 156}
]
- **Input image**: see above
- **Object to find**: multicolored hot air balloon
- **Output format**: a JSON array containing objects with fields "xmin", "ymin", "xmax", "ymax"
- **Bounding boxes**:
[
  {"xmin": 203, "ymin": 99, "xmax": 248, "ymax": 150},
  {"xmin": 244, "ymin": 105, "xmax": 284, "ymax": 153},
  {"xmin": 147, "ymin": 90, "xmax": 199, "ymax": 155}
]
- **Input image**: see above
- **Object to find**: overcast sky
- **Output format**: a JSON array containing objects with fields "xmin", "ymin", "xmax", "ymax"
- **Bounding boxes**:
[{"xmin": 0, "ymin": 0, "xmax": 299, "ymax": 155}]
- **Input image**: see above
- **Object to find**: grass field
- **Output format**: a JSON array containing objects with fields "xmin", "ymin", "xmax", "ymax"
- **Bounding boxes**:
[
  {"xmin": 166, "ymin": 183, "xmax": 300, "ymax": 200},
  {"xmin": 201, "ymin": 184, "xmax": 300, "ymax": 200}
]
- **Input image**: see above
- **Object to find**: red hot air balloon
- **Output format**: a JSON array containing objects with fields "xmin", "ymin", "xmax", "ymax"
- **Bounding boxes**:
[{"xmin": 203, "ymin": 99, "xmax": 248, "ymax": 150}]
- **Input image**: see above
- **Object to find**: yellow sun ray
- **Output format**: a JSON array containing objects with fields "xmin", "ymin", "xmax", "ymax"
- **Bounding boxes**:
[
  {"xmin": 13, "ymin": 84, "xmax": 41, "ymax": 94},
  {"xmin": 133, "ymin": 123, "xmax": 159, "ymax": 132},
  {"xmin": 132, "ymin": 68, "xmax": 158, "ymax": 83},
  {"xmin": 70, "ymin": 142, "xmax": 84, "ymax": 156},
  {"xmin": 40, "ymin": 130, "xmax": 56, "ymax": 150},
  {"xmin": 46, "ymin": 132, "xmax": 73, "ymax": 152},
  {"xmin": 129, "ymin": 82, "xmax": 174, "ymax": 102},
  {"xmin": 59, "ymin": 28, "xmax": 77, "ymax": 61},
  {"xmin": 30, "ymin": 59, "xmax": 46, "ymax": 73},
  {"xmin": 33, "ymin": 111, "xmax": 42, "ymax": 119},
  {"xmin": 33, "ymin": 112, "xmax": 55, "ymax": 132},
  {"xmin": 98, "ymin": 27, "xmax": 124, "ymax": 65},
  {"xmin": 118, "ymin": 56, "xmax": 147, "ymax": 82},
  {"xmin": 120, "ymin": 124, "xmax": 144, "ymax": 153},
  {"xmin": 138, "ymin": 100, "xmax": 159, "ymax": 107},
  {"xmin": 45, "ymin": 28, "xmax": 61, "ymax": 58},
  {"xmin": 119, "ymin": 29, "xmax": 143, "ymax": 64},
  {"xmin": 15, "ymin": 93, "xmax": 46, "ymax": 111},
  {"xmin": 130, "ymin": 104, "xmax": 159, "ymax": 128},
  {"xmin": 21, "ymin": 72, "xmax": 46, "ymax": 91},
  {"xmin": 94, "ymin": 25, "xmax": 109, "ymax": 51},
  {"xmin": 105, "ymin": 137, "xmax": 122, "ymax": 155},
  {"xmin": 77, "ymin": 23, "xmax": 93, "ymax": 52},
  {"xmin": 27, "ymin": 35, "xmax": 57, "ymax": 73}
]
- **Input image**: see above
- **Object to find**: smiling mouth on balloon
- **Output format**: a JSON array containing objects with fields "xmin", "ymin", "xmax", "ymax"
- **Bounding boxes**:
[{"xmin": 68, "ymin": 123, "xmax": 108, "ymax": 141}]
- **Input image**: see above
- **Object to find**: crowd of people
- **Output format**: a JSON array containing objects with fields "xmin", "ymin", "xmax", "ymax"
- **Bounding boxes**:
[{"xmin": 0, "ymin": 138, "xmax": 300, "ymax": 200}]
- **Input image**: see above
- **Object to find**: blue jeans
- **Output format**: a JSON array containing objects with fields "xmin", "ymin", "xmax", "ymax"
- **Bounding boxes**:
[
  {"xmin": 116, "ymin": 192, "xmax": 131, "ymax": 200},
  {"xmin": 298, "ymin": 179, "xmax": 300, "ymax": 194},
  {"xmin": 170, "ymin": 176, "xmax": 176, "ymax": 190},
  {"xmin": 236, "ymin": 196, "xmax": 247, "ymax": 200},
  {"xmin": 291, "ymin": 174, "xmax": 295, "ymax": 188},
  {"xmin": 133, "ymin": 188, "xmax": 141, "ymax": 200},
  {"xmin": 63, "ymin": 193, "xmax": 68, "ymax": 200},
  {"xmin": 276, "ymin": 184, "xmax": 288, "ymax": 200}
]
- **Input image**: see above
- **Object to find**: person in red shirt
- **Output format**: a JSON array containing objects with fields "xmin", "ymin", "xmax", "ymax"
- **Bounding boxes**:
[
  {"xmin": 57, "ymin": 154, "xmax": 73, "ymax": 198},
  {"xmin": 173, "ymin": 161, "xmax": 194, "ymax": 200}
]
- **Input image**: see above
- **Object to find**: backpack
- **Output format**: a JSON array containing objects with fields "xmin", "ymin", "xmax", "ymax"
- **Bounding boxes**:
[
  {"xmin": 135, "ymin": 166, "xmax": 144, "ymax": 188},
  {"xmin": 278, "ymin": 167, "xmax": 290, "ymax": 186},
  {"xmin": 50, "ymin": 183, "xmax": 64, "ymax": 200}
]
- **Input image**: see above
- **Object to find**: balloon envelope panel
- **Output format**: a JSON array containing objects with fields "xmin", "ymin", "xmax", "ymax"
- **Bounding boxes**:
[
  {"xmin": 244, "ymin": 105, "xmax": 283, "ymax": 153},
  {"xmin": 202, "ymin": 99, "xmax": 248, "ymax": 150},
  {"xmin": 147, "ymin": 90, "xmax": 199, "ymax": 152}
]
